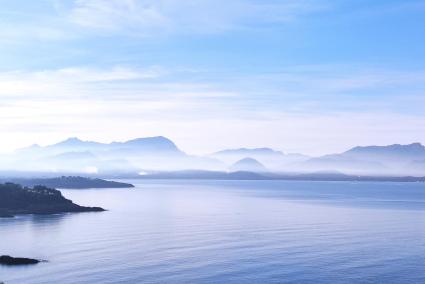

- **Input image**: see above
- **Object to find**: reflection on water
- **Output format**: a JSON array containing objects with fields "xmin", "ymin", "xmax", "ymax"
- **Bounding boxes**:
[{"xmin": 1, "ymin": 180, "xmax": 425, "ymax": 283}]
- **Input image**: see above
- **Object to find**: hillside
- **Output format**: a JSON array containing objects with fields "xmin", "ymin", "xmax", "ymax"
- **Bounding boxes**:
[{"xmin": 0, "ymin": 183, "xmax": 105, "ymax": 218}]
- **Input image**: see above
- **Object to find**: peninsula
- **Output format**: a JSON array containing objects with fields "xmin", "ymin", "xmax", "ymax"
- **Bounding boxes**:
[
  {"xmin": 1, "ymin": 176, "xmax": 134, "ymax": 189},
  {"xmin": 0, "ymin": 183, "xmax": 105, "ymax": 218}
]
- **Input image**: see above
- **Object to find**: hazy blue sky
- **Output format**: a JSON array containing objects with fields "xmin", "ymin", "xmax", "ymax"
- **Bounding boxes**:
[{"xmin": 1, "ymin": 0, "xmax": 425, "ymax": 155}]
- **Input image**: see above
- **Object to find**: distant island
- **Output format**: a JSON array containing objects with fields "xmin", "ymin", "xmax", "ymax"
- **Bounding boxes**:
[
  {"xmin": 136, "ymin": 170, "xmax": 425, "ymax": 182},
  {"xmin": 137, "ymin": 170, "xmax": 268, "ymax": 180},
  {"xmin": 0, "ymin": 183, "xmax": 105, "ymax": 218},
  {"xmin": 1, "ymin": 176, "xmax": 134, "ymax": 189}
]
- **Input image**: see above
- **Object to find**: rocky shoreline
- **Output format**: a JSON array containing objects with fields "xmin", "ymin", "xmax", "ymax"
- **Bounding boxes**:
[{"xmin": 0, "ymin": 183, "xmax": 105, "ymax": 218}]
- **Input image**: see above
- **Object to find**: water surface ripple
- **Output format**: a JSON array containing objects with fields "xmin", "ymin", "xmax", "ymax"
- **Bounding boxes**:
[{"xmin": 1, "ymin": 180, "xmax": 424, "ymax": 283}]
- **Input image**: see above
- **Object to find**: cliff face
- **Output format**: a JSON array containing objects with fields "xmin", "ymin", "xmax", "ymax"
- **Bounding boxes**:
[{"xmin": 0, "ymin": 183, "xmax": 105, "ymax": 217}]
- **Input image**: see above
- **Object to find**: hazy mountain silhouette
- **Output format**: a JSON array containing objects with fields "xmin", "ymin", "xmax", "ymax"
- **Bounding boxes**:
[
  {"xmin": 8, "ymin": 136, "xmax": 223, "ymax": 173},
  {"xmin": 18, "ymin": 136, "xmax": 181, "ymax": 156},
  {"xmin": 345, "ymin": 143, "xmax": 425, "ymax": 161},
  {"xmin": 214, "ymin": 148, "xmax": 284, "ymax": 156},
  {"xmin": 47, "ymin": 151, "xmax": 97, "ymax": 159},
  {"xmin": 211, "ymin": 148, "xmax": 308, "ymax": 170},
  {"xmin": 301, "ymin": 143, "xmax": 425, "ymax": 175},
  {"xmin": 230, "ymin": 158, "xmax": 268, "ymax": 172},
  {"xmin": 3, "ymin": 138, "xmax": 425, "ymax": 176},
  {"xmin": 110, "ymin": 137, "xmax": 182, "ymax": 153}
]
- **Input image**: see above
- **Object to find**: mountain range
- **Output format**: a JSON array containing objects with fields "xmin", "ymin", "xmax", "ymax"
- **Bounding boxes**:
[
  {"xmin": 1, "ymin": 137, "xmax": 425, "ymax": 177},
  {"xmin": 300, "ymin": 143, "xmax": 425, "ymax": 176},
  {"xmin": 2, "ymin": 136, "xmax": 224, "ymax": 174}
]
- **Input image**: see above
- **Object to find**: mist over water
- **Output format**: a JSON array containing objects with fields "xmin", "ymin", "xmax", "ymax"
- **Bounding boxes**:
[
  {"xmin": 4, "ymin": 137, "xmax": 425, "ymax": 176},
  {"xmin": 1, "ymin": 180, "xmax": 425, "ymax": 283}
]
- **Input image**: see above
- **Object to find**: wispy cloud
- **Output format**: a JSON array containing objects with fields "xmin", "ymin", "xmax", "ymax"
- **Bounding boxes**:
[
  {"xmin": 0, "ymin": 66, "xmax": 236, "ymax": 98},
  {"xmin": 0, "ymin": 0, "xmax": 328, "ymax": 43},
  {"xmin": 0, "ymin": 64, "xmax": 424, "ymax": 155},
  {"xmin": 0, "ymin": 0, "xmax": 424, "ymax": 155},
  {"xmin": 217, "ymin": 64, "xmax": 425, "ymax": 116},
  {"xmin": 0, "ymin": 64, "xmax": 241, "ymax": 152},
  {"xmin": 67, "ymin": 0, "xmax": 326, "ymax": 35},
  {"xmin": 68, "ymin": 0, "xmax": 168, "ymax": 34}
]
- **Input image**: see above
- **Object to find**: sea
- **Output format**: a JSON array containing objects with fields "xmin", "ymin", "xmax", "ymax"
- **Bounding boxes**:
[{"xmin": 1, "ymin": 180, "xmax": 424, "ymax": 283}]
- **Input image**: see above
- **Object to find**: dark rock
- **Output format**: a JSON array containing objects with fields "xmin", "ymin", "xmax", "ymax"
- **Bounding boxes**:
[{"xmin": 0, "ymin": 255, "xmax": 41, "ymax": 265}]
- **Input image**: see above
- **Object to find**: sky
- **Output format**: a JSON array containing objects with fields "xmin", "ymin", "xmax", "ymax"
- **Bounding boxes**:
[{"xmin": 0, "ymin": 0, "xmax": 425, "ymax": 156}]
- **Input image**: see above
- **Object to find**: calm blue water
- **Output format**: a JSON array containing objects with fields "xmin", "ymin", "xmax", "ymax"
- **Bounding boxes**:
[{"xmin": 1, "ymin": 180, "xmax": 425, "ymax": 283}]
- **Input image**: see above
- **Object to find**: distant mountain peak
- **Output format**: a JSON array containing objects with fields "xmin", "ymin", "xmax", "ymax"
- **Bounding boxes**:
[
  {"xmin": 230, "ymin": 157, "xmax": 268, "ymax": 172},
  {"xmin": 56, "ymin": 137, "xmax": 85, "ymax": 145},
  {"xmin": 124, "ymin": 136, "xmax": 174, "ymax": 144},
  {"xmin": 408, "ymin": 142, "xmax": 424, "ymax": 148},
  {"xmin": 112, "ymin": 136, "xmax": 181, "ymax": 152}
]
